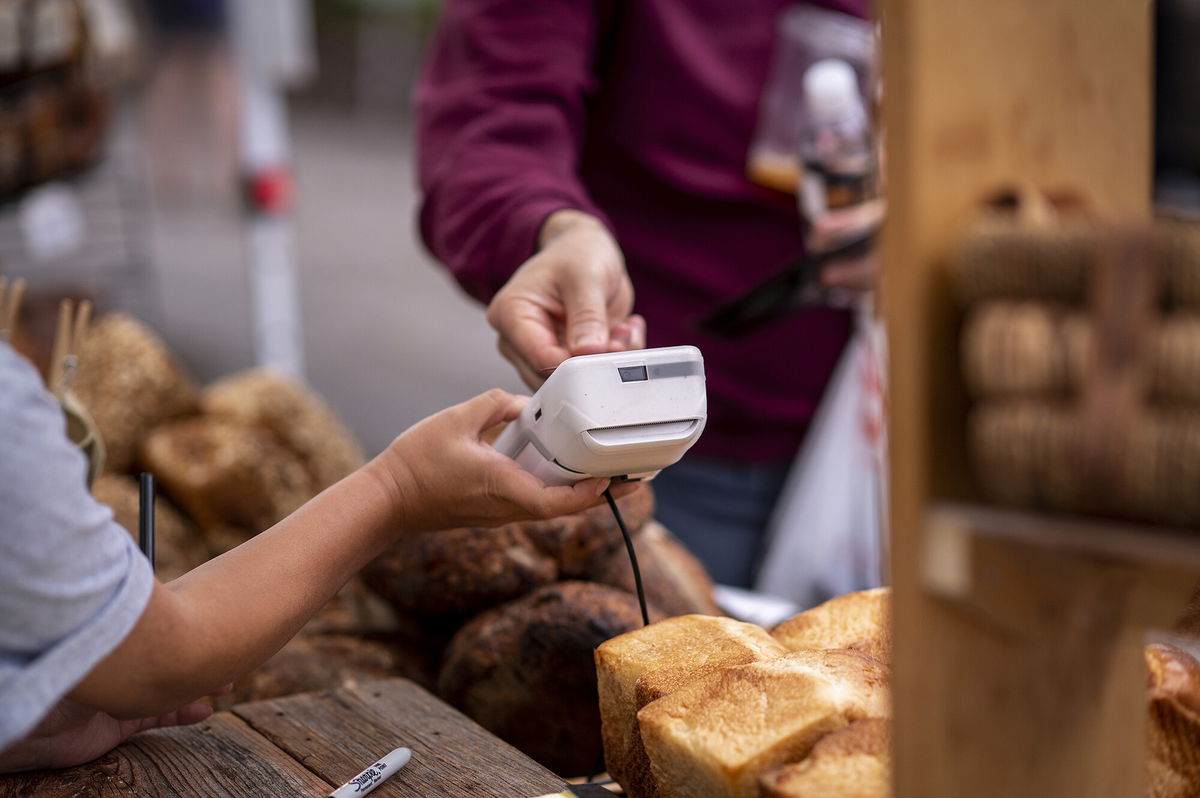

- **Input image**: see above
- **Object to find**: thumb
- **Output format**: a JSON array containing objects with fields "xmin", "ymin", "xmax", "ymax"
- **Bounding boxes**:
[
  {"xmin": 561, "ymin": 269, "xmax": 613, "ymax": 354},
  {"xmin": 461, "ymin": 389, "xmax": 527, "ymax": 435}
]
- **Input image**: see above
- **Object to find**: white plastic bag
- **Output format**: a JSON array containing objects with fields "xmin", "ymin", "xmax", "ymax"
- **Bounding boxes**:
[{"xmin": 755, "ymin": 314, "xmax": 888, "ymax": 608}]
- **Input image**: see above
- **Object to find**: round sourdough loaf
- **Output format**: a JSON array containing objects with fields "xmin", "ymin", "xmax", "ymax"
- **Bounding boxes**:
[
  {"xmin": 437, "ymin": 581, "xmax": 650, "ymax": 775},
  {"xmin": 362, "ymin": 525, "xmax": 558, "ymax": 619}
]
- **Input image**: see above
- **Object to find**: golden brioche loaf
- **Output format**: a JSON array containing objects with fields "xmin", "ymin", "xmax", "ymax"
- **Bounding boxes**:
[
  {"xmin": 772, "ymin": 587, "xmax": 892, "ymax": 667},
  {"xmin": 202, "ymin": 369, "xmax": 365, "ymax": 491},
  {"xmin": 758, "ymin": 718, "xmax": 892, "ymax": 798},
  {"xmin": 1147, "ymin": 643, "xmax": 1200, "ymax": 798},
  {"xmin": 595, "ymin": 615, "xmax": 787, "ymax": 798},
  {"xmin": 638, "ymin": 649, "xmax": 890, "ymax": 798}
]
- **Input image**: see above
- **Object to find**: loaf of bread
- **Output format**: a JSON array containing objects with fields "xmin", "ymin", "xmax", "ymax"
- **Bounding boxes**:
[
  {"xmin": 961, "ymin": 301, "xmax": 1200, "ymax": 405},
  {"xmin": 521, "ymin": 483, "xmax": 656, "ymax": 578},
  {"xmin": 228, "ymin": 633, "xmax": 400, "ymax": 705},
  {"xmin": 638, "ymin": 649, "xmax": 890, "ymax": 798},
  {"xmin": 437, "ymin": 581, "xmax": 649, "ymax": 776},
  {"xmin": 301, "ymin": 577, "xmax": 399, "ymax": 637},
  {"xmin": 595, "ymin": 615, "xmax": 787, "ymax": 798},
  {"xmin": 202, "ymin": 369, "xmax": 365, "ymax": 491},
  {"xmin": 362, "ymin": 525, "xmax": 558, "ymax": 619},
  {"xmin": 92, "ymin": 473, "xmax": 208, "ymax": 582},
  {"xmin": 591, "ymin": 521, "xmax": 722, "ymax": 619},
  {"xmin": 758, "ymin": 718, "xmax": 892, "ymax": 798},
  {"xmin": 73, "ymin": 313, "xmax": 199, "ymax": 472},
  {"xmin": 772, "ymin": 587, "xmax": 892, "ymax": 667},
  {"xmin": 139, "ymin": 417, "xmax": 313, "ymax": 532},
  {"xmin": 1146, "ymin": 643, "xmax": 1200, "ymax": 798}
]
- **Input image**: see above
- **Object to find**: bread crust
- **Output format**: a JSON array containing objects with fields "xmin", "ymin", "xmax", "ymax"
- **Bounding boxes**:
[
  {"xmin": 758, "ymin": 718, "xmax": 892, "ymax": 798},
  {"xmin": 595, "ymin": 615, "xmax": 788, "ymax": 798},
  {"xmin": 772, "ymin": 588, "xmax": 892, "ymax": 667},
  {"xmin": 637, "ymin": 649, "xmax": 890, "ymax": 798},
  {"xmin": 438, "ymin": 582, "xmax": 648, "ymax": 776}
]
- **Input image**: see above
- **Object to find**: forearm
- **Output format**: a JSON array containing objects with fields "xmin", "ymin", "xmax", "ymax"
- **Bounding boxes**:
[
  {"xmin": 416, "ymin": 0, "xmax": 607, "ymax": 301},
  {"xmin": 69, "ymin": 461, "xmax": 401, "ymax": 717}
]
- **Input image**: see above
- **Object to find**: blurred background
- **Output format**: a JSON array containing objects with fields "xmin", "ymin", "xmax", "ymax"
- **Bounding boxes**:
[
  {"xmin": 1, "ymin": 0, "xmax": 1198, "ymax": 456},
  {"xmin": 0, "ymin": 0, "xmax": 523, "ymax": 456}
]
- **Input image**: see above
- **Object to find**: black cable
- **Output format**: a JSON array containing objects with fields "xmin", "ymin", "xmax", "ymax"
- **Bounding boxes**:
[
  {"xmin": 138, "ymin": 472, "xmax": 155, "ymax": 571},
  {"xmin": 604, "ymin": 487, "xmax": 649, "ymax": 627}
]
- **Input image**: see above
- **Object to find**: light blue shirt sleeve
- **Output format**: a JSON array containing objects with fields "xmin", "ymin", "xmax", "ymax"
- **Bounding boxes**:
[{"xmin": 0, "ymin": 343, "xmax": 154, "ymax": 750}]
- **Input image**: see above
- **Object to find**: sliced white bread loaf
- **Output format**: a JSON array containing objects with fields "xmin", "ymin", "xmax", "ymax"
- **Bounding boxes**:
[
  {"xmin": 638, "ymin": 649, "xmax": 890, "ymax": 798},
  {"xmin": 595, "ymin": 615, "xmax": 786, "ymax": 798}
]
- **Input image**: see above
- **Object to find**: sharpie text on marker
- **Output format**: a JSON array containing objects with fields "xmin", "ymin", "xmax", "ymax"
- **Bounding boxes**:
[{"xmin": 327, "ymin": 747, "xmax": 412, "ymax": 797}]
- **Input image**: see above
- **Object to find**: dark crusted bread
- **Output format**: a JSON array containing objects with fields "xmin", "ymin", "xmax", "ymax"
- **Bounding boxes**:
[
  {"xmin": 591, "ymin": 520, "xmax": 723, "ymax": 619},
  {"xmin": 772, "ymin": 588, "xmax": 892, "ymax": 667},
  {"xmin": 73, "ymin": 313, "xmax": 199, "ymax": 473},
  {"xmin": 1147, "ymin": 643, "xmax": 1200, "ymax": 798},
  {"xmin": 595, "ymin": 615, "xmax": 787, "ymax": 798},
  {"xmin": 520, "ymin": 483, "xmax": 656, "ymax": 578},
  {"xmin": 437, "ymin": 581, "xmax": 651, "ymax": 776},
  {"xmin": 228, "ymin": 634, "xmax": 400, "ymax": 704},
  {"xmin": 202, "ymin": 369, "xmax": 365, "ymax": 491},
  {"xmin": 139, "ymin": 416, "xmax": 313, "ymax": 532},
  {"xmin": 758, "ymin": 718, "xmax": 892, "ymax": 798},
  {"xmin": 362, "ymin": 525, "xmax": 558, "ymax": 619}
]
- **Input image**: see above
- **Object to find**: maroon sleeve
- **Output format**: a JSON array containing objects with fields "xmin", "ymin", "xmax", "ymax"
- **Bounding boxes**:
[{"xmin": 415, "ymin": 0, "xmax": 611, "ymax": 303}]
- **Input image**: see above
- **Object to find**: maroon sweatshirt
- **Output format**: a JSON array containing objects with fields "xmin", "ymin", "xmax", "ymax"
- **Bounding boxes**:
[{"xmin": 416, "ymin": 0, "xmax": 866, "ymax": 462}]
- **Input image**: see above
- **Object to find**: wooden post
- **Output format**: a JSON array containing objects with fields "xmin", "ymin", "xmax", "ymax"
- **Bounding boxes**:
[{"xmin": 879, "ymin": 0, "xmax": 1169, "ymax": 795}]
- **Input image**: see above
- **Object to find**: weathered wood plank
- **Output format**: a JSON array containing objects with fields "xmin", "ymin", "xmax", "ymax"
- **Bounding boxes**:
[
  {"xmin": 234, "ymin": 678, "xmax": 568, "ymax": 798},
  {"xmin": 0, "ymin": 712, "xmax": 331, "ymax": 798},
  {"xmin": 882, "ymin": 0, "xmax": 1154, "ymax": 794}
]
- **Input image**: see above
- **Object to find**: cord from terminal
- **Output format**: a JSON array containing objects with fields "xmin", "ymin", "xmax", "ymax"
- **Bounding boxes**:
[{"xmin": 604, "ymin": 487, "xmax": 650, "ymax": 626}]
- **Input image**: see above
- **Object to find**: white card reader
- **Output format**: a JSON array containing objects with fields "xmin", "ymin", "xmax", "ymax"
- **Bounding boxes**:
[{"xmin": 494, "ymin": 346, "xmax": 707, "ymax": 486}]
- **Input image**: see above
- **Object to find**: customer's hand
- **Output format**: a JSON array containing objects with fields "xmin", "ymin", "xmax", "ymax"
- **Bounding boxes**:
[
  {"xmin": 487, "ymin": 210, "xmax": 646, "ymax": 388},
  {"xmin": 0, "ymin": 689, "xmax": 228, "ymax": 773},
  {"xmin": 370, "ymin": 388, "xmax": 632, "ymax": 532},
  {"xmin": 814, "ymin": 198, "xmax": 885, "ymax": 296}
]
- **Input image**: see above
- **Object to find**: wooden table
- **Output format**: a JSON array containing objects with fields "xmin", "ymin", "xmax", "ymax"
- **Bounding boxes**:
[{"xmin": 0, "ymin": 678, "xmax": 587, "ymax": 797}]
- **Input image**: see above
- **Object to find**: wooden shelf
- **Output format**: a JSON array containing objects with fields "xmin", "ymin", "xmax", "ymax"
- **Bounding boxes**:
[{"xmin": 926, "ymin": 502, "xmax": 1200, "ymax": 574}]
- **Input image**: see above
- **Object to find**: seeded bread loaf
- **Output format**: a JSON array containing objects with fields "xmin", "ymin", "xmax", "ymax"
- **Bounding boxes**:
[
  {"xmin": 73, "ymin": 313, "xmax": 199, "ymax": 472},
  {"xmin": 139, "ymin": 416, "xmax": 313, "ymax": 532},
  {"xmin": 595, "ymin": 615, "xmax": 787, "ymax": 798},
  {"xmin": 202, "ymin": 369, "xmax": 365, "ymax": 491}
]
